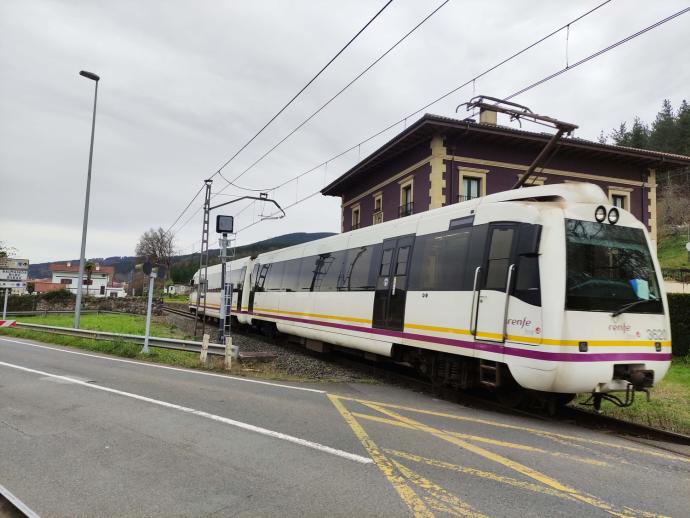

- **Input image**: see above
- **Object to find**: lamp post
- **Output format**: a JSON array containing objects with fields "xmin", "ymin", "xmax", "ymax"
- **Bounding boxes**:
[{"xmin": 74, "ymin": 70, "xmax": 100, "ymax": 329}]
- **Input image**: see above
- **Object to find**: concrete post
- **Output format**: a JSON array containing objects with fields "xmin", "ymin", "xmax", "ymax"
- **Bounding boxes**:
[
  {"xmin": 141, "ymin": 274, "xmax": 155, "ymax": 354},
  {"xmin": 224, "ymin": 336, "xmax": 233, "ymax": 370},
  {"xmin": 2, "ymin": 289, "xmax": 8, "ymax": 319},
  {"xmin": 200, "ymin": 333, "xmax": 209, "ymax": 364}
]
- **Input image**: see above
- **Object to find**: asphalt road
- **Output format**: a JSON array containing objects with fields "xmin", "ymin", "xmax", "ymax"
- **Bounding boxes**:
[{"xmin": 1, "ymin": 334, "xmax": 688, "ymax": 518}]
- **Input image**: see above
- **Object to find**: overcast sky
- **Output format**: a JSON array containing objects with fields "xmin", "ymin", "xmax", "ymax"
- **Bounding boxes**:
[{"xmin": 1, "ymin": 0, "xmax": 688, "ymax": 264}]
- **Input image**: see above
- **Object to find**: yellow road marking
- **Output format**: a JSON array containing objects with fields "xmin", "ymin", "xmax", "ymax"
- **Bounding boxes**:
[
  {"xmin": 335, "ymin": 396, "xmax": 689, "ymax": 464},
  {"xmin": 327, "ymin": 395, "xmax": 433, "ymax": 517},
  {"xmin": 353, "ymin": 412, "xmax": 606, "ymax": 466},
  {"xmin": 391, "ymin": 460, "xmax": 487, "ymax": 518},
  {"xmin": 384, "ymin": 449, "xmax": 580, "ymax": 503},
  {"xmin": 364, "ymin": 402, "xmax": 652, "ymax": 518}
]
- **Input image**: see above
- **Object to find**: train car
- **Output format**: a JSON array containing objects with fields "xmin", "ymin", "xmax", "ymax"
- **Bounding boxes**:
[
  {"xmin": 191, "ymin": 183, "xmax": 671, "ymax": 408},
  {"xmin": 190, "ymin": 256, "xmax": 252, "ymax": 325}
]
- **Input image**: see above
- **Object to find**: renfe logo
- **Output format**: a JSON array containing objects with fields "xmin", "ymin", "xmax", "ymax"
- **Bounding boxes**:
[
  {"xmin": 608, "ymin": 323, "xmax": 631, "ymax": 333},
  {"xmin": 506, "ymin": 317, "xmax": 532, "ymax": 328}
]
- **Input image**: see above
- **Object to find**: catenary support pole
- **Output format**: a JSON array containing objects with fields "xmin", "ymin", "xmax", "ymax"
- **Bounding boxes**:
[
  {"xmin": 2, "ymin": 289, "xmax": 8, "ymax": 319},
  {"xmin": 142, "ymin": 274, "xmax": 155, "ymax": 354}
]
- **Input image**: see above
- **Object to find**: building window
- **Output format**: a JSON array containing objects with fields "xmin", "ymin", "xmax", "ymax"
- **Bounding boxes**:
[
  {"xmin": 60, "ymin": 279, "xmax": 72, "ymax": 285},
  {"xmin": 608, "ymin": 188, "xmax": 631, "ymax": 211},
  {"xmin": 458, "ymin": 167, "xmax": 488, "ymax": 202},
  {"xmin": 400, "ymin": 180, "xmax": 413, "ymax": 217},
  {"xmin": 461, "ymin": 177, "xmax": 481, "ymax": 201},
  {"xmin": 351, "ymin": 205, "xmax": 361, "ymax": 230},
  {"xmin": 373, "ymin": 194, "xmax": 383, "ymax": 224},
  {"xmin": 100, "ymin": 286, "xmax": 106, "ymax": 295}
]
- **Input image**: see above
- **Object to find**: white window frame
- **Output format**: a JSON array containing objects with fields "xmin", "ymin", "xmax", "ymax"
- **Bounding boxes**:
[
  {"xmin": 372, "ymin": 192, "xmax": 383, "ymax": 224},
  {"xmin": 351, "ymin": 203, "xmax": 361, "ymax": 229}
]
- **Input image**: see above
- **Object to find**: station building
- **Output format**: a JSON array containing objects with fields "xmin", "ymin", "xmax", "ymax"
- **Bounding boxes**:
[{"xmin": 321, "ymin": 112, "xmax": 690, "ymax": 242}]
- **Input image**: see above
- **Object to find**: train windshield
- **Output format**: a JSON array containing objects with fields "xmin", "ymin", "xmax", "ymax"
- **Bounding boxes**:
[{"xmin": 565, "ymin": 219, "xmax": 663, "ymax": 313}]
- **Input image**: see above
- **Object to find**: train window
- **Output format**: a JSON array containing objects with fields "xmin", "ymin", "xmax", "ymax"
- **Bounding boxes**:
[
  {"xmin": 312, "ymin": 251, "xmax": 346, "ymax": 292},
  {"xmin": 264, "ymin": 262, "xmax": 285, "ymax": 291},
  {"xmin": 340, "ymin": 245, "xmax": 377, "ymax": 291},
  {"xmin": 409, "ymin": 229, "xmax": 470, "ymax": 291},
  {"xmin": 254, "ymin": 264, "xmax": 269, "ymax": 291},
  {"xmin": 396, "ymin": 246, "xmax": 411, "ymax": 276},
  {"xmin": 297, "ymin": 256, "xmax": 317, "ymax": 291},
  {"xmin": 281, "ymin": 259, "xmax": 301, "ymax": 292},
  {"xmin": 379, "ymin": 249, "xmax": 393, "ymax": 276},
  {"xmin": 514, "ymin": 256, "xmax": 541, "ymax": 306},
  {"xmin": 484, "ymin": 228, "xmax": 514, "ymax": 291}
]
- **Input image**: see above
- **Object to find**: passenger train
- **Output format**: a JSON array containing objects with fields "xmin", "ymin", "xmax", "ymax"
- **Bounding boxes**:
[{"xmin": 190, "ymin": 183, "xmax": 671, "ymax": 408}]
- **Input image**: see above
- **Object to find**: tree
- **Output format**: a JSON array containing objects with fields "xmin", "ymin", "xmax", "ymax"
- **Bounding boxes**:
[
  {"xmin": 26, "ymin": 282, "xmax": 35, "ymax": 295},
  {"xmin": 85, "ymin": 261, "xmax": 96, "ymax": 296},
  {"xmin": 648, "ymin": 99, "xmax": 676, "ymax": 152},
  {"xmin": 0, "ymin": 241, "xmax": 16, "ymax": 258},
  {"xmin": 135, "ymin": 227, "xmax": 175, "ymax": 278}
]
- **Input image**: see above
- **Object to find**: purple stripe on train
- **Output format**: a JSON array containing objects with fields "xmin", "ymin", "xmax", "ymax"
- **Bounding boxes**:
[{"xmin": 249, "ymin": 311, "xmax": 672, "ymax": 363}]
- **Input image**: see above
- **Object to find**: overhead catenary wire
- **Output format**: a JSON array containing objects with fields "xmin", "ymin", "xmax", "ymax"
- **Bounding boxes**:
[
  {"xmin": 234, "ymin": 5, "xmax": 690, "ymax": 234},
  {"xmin": 173, "ymin": 0, "xmax": 613, "ymax": 237},
  {"xmin": 165, "ymin": 0, "xmax": 394, "ymax": 235},
  {"xmin": 221, "ymin": 0, "xmax": 453, "ymax": 190},
  {"xmin": 219, "ymin": 0, "xmax": 612, "ymax": 197}
]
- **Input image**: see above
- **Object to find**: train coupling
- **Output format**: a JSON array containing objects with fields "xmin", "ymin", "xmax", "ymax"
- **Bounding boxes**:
[{"xmin": 583, "ymin": 366, "xmax": 654, "ymax": 412}]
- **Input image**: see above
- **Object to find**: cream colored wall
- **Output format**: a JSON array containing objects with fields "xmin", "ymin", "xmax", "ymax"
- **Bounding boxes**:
[{"xmin": 429, "ymin": 135, "xmax": 446, "ymax": 209}]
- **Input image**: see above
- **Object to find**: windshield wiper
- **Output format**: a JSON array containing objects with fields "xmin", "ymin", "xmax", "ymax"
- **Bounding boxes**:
[{"xmin": 611, "ymin": 299, "xmax": 656, "ymax": 317}]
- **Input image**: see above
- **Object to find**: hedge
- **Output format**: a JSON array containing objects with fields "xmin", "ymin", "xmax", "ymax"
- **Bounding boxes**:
[{"xmin": 668, "ymin": 293, "xmax": 690, "ymax": 357}]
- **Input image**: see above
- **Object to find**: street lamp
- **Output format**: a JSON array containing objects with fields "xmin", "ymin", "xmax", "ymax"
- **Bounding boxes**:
[{"xmin": 74, "ymin": 70, "xmax": 100, "ymax": 329}]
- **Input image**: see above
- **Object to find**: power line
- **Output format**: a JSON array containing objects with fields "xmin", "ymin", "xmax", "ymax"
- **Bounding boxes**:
[
  {"xmin": 165, "ymin": 0, "xmax": 394, "ymax": 235},
  {"xmin": 209, "ymin": 0, "xmax": 395, "ymax": 180},
  {"xmin": 215, "ymin": 0, "xmax": 611, "ymax": 198},
  {"xmin": 235, "ymin": 5, "xmax": 689, "ymax": 234},
  {"xmin": 504, "ymin": 6, "xmax": 690, "ymax": 101},
  {"xmin": 165, "ymin": 184, "xmax": 205, "ymax": 235},
  {"xmin": 221, "ymin": 0, "xmax": 453, "ymax": 190}
]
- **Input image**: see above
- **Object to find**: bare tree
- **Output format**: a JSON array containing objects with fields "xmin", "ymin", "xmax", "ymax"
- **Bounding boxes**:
[
  {"xmin": 657, "ymin": 183, "xmax": 690, "ymax": 233},
  {"xmin": 135, "ymin": 227, "xmax": 175, "ymax": 277}
]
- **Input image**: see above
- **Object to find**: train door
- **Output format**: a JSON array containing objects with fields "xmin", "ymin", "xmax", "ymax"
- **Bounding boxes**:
[
  {"xmin": 474, "ymin": 224, "xmax": 517, "ymax": 343},
  {"xmin": 372, "ymin": 235, "xmax": 415, "ymax": 332},
  {"xmin": 247, "ymin": 263, "xmax": 262, "ymax": 313}
]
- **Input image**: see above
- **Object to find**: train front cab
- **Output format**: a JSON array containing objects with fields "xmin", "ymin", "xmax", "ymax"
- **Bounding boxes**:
[{"xmin": 504, "ymin": 200, "xmax": 671, "ymax": 410}]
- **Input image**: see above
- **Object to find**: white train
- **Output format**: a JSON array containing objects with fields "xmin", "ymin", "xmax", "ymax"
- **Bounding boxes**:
[{"xmin": 190, "ymin": 183, "xmax": 671, "ymax": 409}]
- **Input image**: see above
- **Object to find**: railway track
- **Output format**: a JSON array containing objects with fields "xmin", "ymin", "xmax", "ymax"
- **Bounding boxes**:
[{"xmin": 161, "ymin": 305, "xmax": 690, "ymax": 449}]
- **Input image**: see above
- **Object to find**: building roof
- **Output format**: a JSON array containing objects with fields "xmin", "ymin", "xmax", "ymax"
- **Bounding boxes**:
[
  {"xmin": 49, "ymin": 263, "xmax": 115, "ymax": 277},
  {"xmin": 321, "ymin": 113, "xmax": 690, "ymax": 196}
]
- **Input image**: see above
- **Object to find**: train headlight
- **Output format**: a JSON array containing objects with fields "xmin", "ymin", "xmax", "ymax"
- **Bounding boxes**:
[
  {"xmin": 594, "ymin": 205, "xmax": 607, "ymax": 222},
  {"xmin": 608, "ymin": 207, "xmax": 619, "ymax": 225}
]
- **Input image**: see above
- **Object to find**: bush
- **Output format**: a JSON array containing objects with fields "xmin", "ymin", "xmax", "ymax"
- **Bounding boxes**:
[
  {"xmin": 41, "ymin": 289, "xmax": 75, "ymax": 303},
  {"xmin": 668, "ymin": 293, "xmax": 690, "ymax": 356},
  {"xmin": 6, "ymin": 294, "xmax": 35, "ymax": 311}
]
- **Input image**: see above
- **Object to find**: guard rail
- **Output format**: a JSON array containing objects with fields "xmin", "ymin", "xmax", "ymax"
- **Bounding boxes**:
[{"xmin": 11, "ymin": 322, "xmax": 225, "ymax": 356}]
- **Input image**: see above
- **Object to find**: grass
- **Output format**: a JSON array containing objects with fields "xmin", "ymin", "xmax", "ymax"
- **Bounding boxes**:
[
  {"xmin": 14, "ymin": 313, "xmax": 189, "ymax": 339},
  {"xmin": 657, "ymin": 232, "xmax": 689, "ymax": 270},
  {"xmin": 0, "ymin": 313, "xmax": 318, "ymax": 382},
  {"xmin": 163, "ymin": 294, "xmax": 190, "ymax": 303},
  {"xmin": 576, "ymin": 358, "xmax": 690, "ymax": 435}
]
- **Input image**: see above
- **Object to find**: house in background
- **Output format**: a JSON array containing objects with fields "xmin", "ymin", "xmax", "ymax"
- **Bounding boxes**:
[
  {"xmin": 48, "ymin": 262, "xmax": 126, "ymax": 297},
  {"xmin": 321, "ymin": 111, "xmax": 690, "ymax": 242}
]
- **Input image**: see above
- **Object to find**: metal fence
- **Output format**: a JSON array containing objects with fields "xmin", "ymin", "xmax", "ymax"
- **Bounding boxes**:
[{"xmin": 11, "ymin": 321, "xmax": 226, "ymax": 356}]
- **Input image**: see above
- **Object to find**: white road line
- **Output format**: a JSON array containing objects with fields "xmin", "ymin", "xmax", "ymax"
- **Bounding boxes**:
[
  {"xmin": 0, "ymin": 336, "xmax": 325, "ymax": 394},
  {"xmin": 0, "ymin": 482, "xmax": 41, "ymax": 518},
  {"xmin": 0, "ymin": 359, "xmax": 372, "ymax": 465}
]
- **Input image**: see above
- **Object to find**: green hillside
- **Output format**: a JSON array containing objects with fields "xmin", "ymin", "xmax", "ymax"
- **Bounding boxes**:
[{"xmin": 657, "ymin": 232, "xmax": 689, "ymax": 271}]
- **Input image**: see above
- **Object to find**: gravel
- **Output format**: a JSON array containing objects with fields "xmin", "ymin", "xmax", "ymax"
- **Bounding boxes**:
[{"xmin": 231, "ymin": 330, "xmax": 377, "ymax": 383}]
